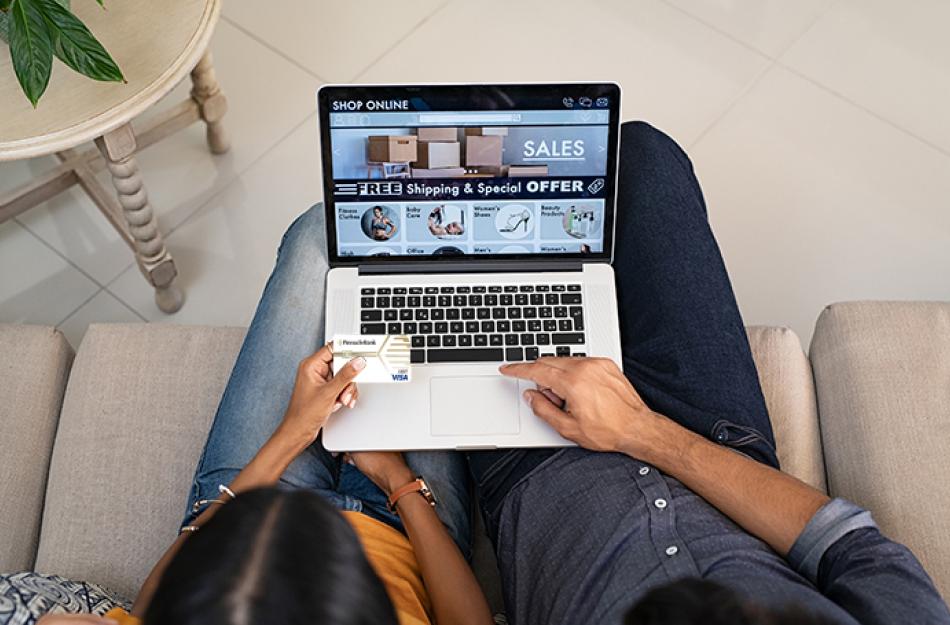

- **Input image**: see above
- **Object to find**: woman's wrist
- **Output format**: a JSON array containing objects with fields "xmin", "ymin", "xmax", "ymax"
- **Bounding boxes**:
[{"xmin": 381, "ymin": 466, "xmax": 416, "ymax": 497}]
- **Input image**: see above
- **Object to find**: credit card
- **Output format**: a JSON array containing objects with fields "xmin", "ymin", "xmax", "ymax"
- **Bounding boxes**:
[{"xmin": 332, "ymin": 334, "xmax": 412, "ymax": 383}]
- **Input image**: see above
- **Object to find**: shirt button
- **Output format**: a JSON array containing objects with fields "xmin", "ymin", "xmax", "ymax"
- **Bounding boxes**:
[
  {"xmin": 665, "ymin": 545, "xmax": 678, "ymax": 556},
  {"xmin": 654, "ymin": 498, "xmax": 667, "ymax": 509},
  {"xmin": 639, "ymin": 467, "xmax": 650, "ymax": 476}
]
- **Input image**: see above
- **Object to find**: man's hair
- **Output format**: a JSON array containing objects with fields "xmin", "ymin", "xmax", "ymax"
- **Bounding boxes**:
[
  {"xmin": 145, "ymin": 487, "xmax": 398, "ymax": 625},
  {"xmin": 624, "ymin": 578, "xmax": 837, "ymax": 625}
]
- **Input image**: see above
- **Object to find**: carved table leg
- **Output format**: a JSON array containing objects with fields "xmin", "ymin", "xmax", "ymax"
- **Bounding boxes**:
[
  {"xmin": 190, "ymin": 51, "xmax": 231, "ymax": 154},
  {"xmin": 95, "ymin": 124, "xmax": 184, "ymax": 314}
]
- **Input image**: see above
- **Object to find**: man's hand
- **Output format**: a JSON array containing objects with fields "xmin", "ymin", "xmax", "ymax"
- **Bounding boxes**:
[
  {"xmin": 344, "ymin": 451, "xmax": 415, "ymax": 497},
  {"xmin": 278, "ymin": 344, "xmax": 366, "ymax": 447},
  {"xmin": 499, "ymin": 357, "xmax": 659, "ymax": 454}
]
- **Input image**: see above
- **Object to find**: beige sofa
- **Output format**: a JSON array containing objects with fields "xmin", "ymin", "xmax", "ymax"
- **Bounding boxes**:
[{"xmin": 1, "ymin": 301, "xmax": 948, "ymax": 610}]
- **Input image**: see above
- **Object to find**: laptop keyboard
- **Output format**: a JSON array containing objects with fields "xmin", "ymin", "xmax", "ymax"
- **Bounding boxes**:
[{"xmin": 358, "ymin": 284, "xmax": 587, "ymax": 364}]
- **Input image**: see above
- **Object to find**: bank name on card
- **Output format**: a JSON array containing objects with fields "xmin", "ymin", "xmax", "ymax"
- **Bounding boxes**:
[{"xmin": 332, "ymin": 334, "xmax": 411, "ymax": 383}]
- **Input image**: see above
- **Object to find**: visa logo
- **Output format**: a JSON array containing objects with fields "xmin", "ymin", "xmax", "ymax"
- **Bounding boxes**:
[{"xmin": 392, "ymin": 373, "xmax": 409, "ymax": 382}]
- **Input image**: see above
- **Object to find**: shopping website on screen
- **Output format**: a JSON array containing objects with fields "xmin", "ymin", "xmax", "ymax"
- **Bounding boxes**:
[{"xmin": 327, "ymin": 105, "xmax": 611, "ymax": 257}]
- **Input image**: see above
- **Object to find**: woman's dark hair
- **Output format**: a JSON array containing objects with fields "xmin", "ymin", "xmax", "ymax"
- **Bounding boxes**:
[
  {"xmin": 624, "ymin": 578, "xmax": 838, "ymax": 625},
  {"xmin": 145, "ymin": 487, "xmax": 398, "ymax": 625}
]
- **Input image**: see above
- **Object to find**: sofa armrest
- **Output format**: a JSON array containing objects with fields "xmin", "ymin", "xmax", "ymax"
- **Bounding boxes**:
[
  {"xmin": 810, "ymin": 301, "xmax": 950, "ymax": 599},
  {"xmin": 0, "ymin": 325, "xmax": 73, "ymax": 571}
]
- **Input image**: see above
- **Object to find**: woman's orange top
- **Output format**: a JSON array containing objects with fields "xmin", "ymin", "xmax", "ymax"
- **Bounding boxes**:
[{"xmin": 104, "ymin": 511, "xmax": 431, "ymax": 625}]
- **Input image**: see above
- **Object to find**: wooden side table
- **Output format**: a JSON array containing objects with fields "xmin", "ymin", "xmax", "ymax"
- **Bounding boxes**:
[{"xmin": 0, "ymin": 0, "xmax": 229, "ymax": 313}]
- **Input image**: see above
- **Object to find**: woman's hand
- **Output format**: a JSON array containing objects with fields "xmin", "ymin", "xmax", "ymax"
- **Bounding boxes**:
[
  {"xmin": 499, "ymin": 357, "xmax": 661, "ymax": 455},
  {"xmin": 345, "ymin": 451, "xmax": 415, "ymax": 497},
  {"xmin": 278, "ymin": 344, "xmax": 366, "ymax": 447}
]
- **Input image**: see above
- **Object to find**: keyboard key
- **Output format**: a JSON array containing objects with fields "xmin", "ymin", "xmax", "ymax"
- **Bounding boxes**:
[
  {"xmin": 497, "ymin": 321, "xmax": 511, "ymax": 333},
  {"xmin": 440, "ymin": 286, "xmax": 455, "ymax": 294},
  {"xmin": 469, "ymin": 295, "xmax": 483, "ymax": 306},
  {"xmin": 539, "ymin": 307, "xmax": 553, "ymax": 318},
  {"xmin": 427, "ymin": 335, "xmax": 441, "ymax": 347},
  {"xmin": 385, "ymin": 310, "xmax": 398, "ymax": 321},
  {"xmin": 400, "ymin": 309, "xmax": 413, "ymax": 321},
  {"xmin": 477, "ymin": 308, "xmax": 491, "ymax": 320},
  {"xmin": 394, "ymin": 287, "xmax": 407, "ymax": 295},
  {"xmin": 409, "ymin": 287, "xmax": 423, "ymax": 294},
  {"xmin": 485, "ymin": 294, "xmax": 498, "ymax": 306},
  {"xmin": 552, "ymin": 284, "xmax": 566, "ymax": 292},
  {"xmin": 567, "ymin": 284, "xmax": 581, "ymax": 291},
  {"xmin": 361, "ymin": 323, "xmax": 385, "ymax": 334},
  {"xmin": 561, "ymin": 293, "xmax": 582, "ymax": 305},
  {"xmin": 435, "ymin": 322, "xmax": 448, "ymax": 333},
  {"xmin": 377, "ymin": 287, "xmax": 392, "ymax": 295},
  {"xmin": 388, "ymin": 322, "xmax": 401, "ymax": 334},
  {"xmin": 466, "ymin": 321, "xmax": 479, "ymax": 333},
  {"xmin": 558, "ymin": 319, "xmax": 572, "ymax": 332},
  {"xmin": 361, "ymin": 310, "xmax": 382, "ymax": 322},
  {"xmin": 505, "ymin": 334, "xmax": 520, "ymax": 346},
  {"xmin": 523, "ymin": 307, "xmax": 537, "ymax": 319},
  {"xmin": 528, "ymin": 320, "xmax": 542, "ymax": 332},
  {"xmin": 425, "ymin": 287, "xmax": 439, "ymax": 294},
  {"xmin": 423, "ymin": 295, "xmax": 436, "ymax": 307},
  {"xmin": 431, "ymin": 309, "xmax": 445, "ymax": 320},
  {"xmin": 415, "ymin": 309, "xmax": 429, "ymax": 320},
  {"xmin": 536, "ymin": 285, "xmax": 550, "ymax": 292},
  {"xmin": 526, "ymin": 347, "xmax": 540, "ymax": 360},
  {"xmin": 520, "ymin": 334, "xmax": 534, "ymax": 346},
  {"xmin": 446, "ymin": 309, "xmax": 460, "ymax": 320},
  {"xmin": 520, "ymin": 285, "xmax": 535, "ymax": 292},
  {"xmin": 377, "ymin": 296, "xmax": 390, "ymax": 308},
  {"xmin": 450, "ymin": 322, "xmax": 464, "ymax": 333},
  {"xmin": 454, "ymin": 295, "xmax": 466, "ymax": 307},
  {"xmin": 457, "ymin": 286, "xmax": 471, "ymax": 294},
  {"xmin": 408, "ymin": 296, "xmax": 421, "ymax": 307},
  {"xmin": 512, "ymin": 320, "xmax": 526, "ymax": 333},
  {"xmin": 515, "ymin": 294, "xmax": 528, "ymax": 306},
  {"xmin": 556, "ymin": 346, "xmax": 571, "ymax": 357},
  {"xmin": 488, "ymin": 286, "xmax": 502, "ymax": 293},
  {"xmin": 505, "ymin": 347, "xmax": 524, "ymax": 361},
  {"xmin": 473, "ymin": 286, "xmax": 487, "ymax": 293},
  {"xmin": 501, "ymin": 294, "xmax": 513, "ymax": 306},
  {"xmin": 537, "ymin": 334, "xmax": 551, "ymax": 346},
  {"xmin": 412, "ymin": 336, "xmax": 425, "ymax": 348},
  {"xmin": 530, "ymin": 293, "xmax": 544, "ymax": 305},
  {"xmin": 504, "ymin": 285, "xmax": 518, "ymax": 293},
  {"xmin": 410, "ymin": 349, "xmax": 425, "ymax": 364},
  {"xmin": 554, "ymin": 306, "xmax": 568, "ymax": 318},
  {"xmin": 443, "ymin": 335, "xmax": 457, "ymax": 347},
  {"xmin": 541, "ymin": 352, "xmax": 556, "ymax": 358},
  {"xmin": 392, "ymin": 296, "xmax": 406, "ymax": 307},
  {"xmin": 573, "ymin": 317, "xmax": 585, "ymax": 331},
  {"xmin": 428, "ymin": 348, "xmax": 503, "ymax": 363},
  {"xmin": 481, "ymin": 321, "xmax": 495, "ymax": 333},
  {"xmin": 492, "ymin": 308, "xmax": 506, "ymax": 319},
  {"xmin": 575, "ymin": 352, "xmax": 587, "ymax": 357},
  {"xmin": 462, "ymin": 308, "xmax": 475, "ymax": 319},
  {"xmin": 459, "ymin": 335, "xmax": 473, "ymax": 347},
  {"xmin": 438, "ymin": 296, "xmax": 451, "ymax": 307},
  {"xmin": 404, "ymin": 323, "xmax": 418, "ymax": 335},
  {"xmin": 544, "ymin": 320, "xmax": 557, "ymax": 332},
  {"xmin": 545, "ymin": 294, "xmax": 559, "ymax": 305},
  {"xmin": 419, "ymin": 322, "xmax": 433, "ymax": 334},
  {"xmin": 552, "ymin": 333, "xmax": 585, "ymax": 345},
  {"xmin": 490, "ymin": 335, "xmax": 504, "ymax": 346},
  {"xmin": 361, "ymin": 287, "xmax": 376, "ymax": 295},
  {"xmin": 361, "ymin": 297, "xmax": 375, "ymax": 308},
  {"xmin": 474, "ymin": 334, "xmax": 488, "ymax": 346},
  {"xmin": 507, "ymin": 307, "xmax": 522, "ymax": 319}
]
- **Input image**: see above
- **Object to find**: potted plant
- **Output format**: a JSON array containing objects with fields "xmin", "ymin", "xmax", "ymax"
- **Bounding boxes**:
[{"xmin": 0, "ymin": 0, "xmax": 123, "ymax": 107}]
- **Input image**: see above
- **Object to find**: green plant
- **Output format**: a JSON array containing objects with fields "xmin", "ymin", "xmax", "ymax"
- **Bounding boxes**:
[{"xmin": 0, "ymin": 0, "xmax": 123, "ymax": 107}]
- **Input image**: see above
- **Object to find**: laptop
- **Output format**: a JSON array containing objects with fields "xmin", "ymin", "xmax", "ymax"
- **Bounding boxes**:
[{"xmin": 318, "ymin": 83, "xmax": 623, "ymax": 451}]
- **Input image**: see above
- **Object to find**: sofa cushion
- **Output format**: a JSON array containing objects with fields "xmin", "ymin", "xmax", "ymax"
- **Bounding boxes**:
[
  {"xmin": 0, "ymin": 572, "xmax": 130, "ymax": 624},
  {"xmin": 34, "ymin": 324, "xmax": 246, "ymax": 600},
  {"xmin": 810, "ymin": 301, "xmax": 950, "ymax": 599},
  {"xmin": 0, "ymin": 326, "xmax": 73, "ymax": 572},
  {"xmin": 747, "ymin": 326, "xmax": 826, "ymax": 491}
]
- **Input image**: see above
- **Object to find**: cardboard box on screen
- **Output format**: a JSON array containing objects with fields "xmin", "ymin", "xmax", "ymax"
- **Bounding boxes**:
[
  {"xmin": 464, "ymin": 127, "xmax": 510, "ymax": 136},
  {"xmin": 417, "ymin": 127, "xmax": 459, "ymax": 141},
  {"xmin": 508, "ymin": 165, "xmax": 549, "ymax": 177},
  {"xmin": 465, "ymin": 135, "xmax": 503, "ymax": 167},
  {"xmin": 414, "ymin": 141, "xmax": 461, "ymax": 169},
  {"xmin": 411, "ymin": 167, "xmax": 467, "ymax": 178},
  {"xmin": 464, "ymin": 165, "xmax": 507, "ymax": 177},
  {"xmin": 368, "ymin": 135, "xmax": 418, "ymax": 163}
]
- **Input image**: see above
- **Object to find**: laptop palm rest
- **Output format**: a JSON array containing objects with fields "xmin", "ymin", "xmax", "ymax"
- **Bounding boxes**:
[{"xmin": 430, "ymin": 375, "xmax": 521, "ymax": 437}]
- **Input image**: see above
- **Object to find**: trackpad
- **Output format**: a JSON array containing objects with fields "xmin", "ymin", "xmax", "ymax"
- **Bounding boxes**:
[{"xmin": 430, "ymin": 376, "xmax": 521, "ymax": 436}]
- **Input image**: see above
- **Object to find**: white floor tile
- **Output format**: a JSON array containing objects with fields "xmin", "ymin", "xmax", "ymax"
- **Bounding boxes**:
[
  {"xmin": 16, "ymin": 20, "xmax": 321, "ymax": 286},
  {"xmin": 360, "ymin": 0, "xmax": 769, "ymax": 146},
  {"xmin": 781, "ymin": 0, "xmax": 950, "ymax": 154},
  {"xmin": 223, "ymin": 0, "xmax": 445, "ymax": 82},
  {"xmin": 663, "ymin": 0, "xmax": 832, "ymax": 57},
  {"xmin": 691, "ymin": 66, "xmax": 950, "ymax": 345},
  {"xmin": 57, "ymin": 289, "xmax": 144, "ymax": 349},
  {"xmin": 108, "ymin": 116, "xmax": 323, "ymax": 325},
  {"xmin": 0, "ymin": 221, "xmax": 100, "ymax": 326}
]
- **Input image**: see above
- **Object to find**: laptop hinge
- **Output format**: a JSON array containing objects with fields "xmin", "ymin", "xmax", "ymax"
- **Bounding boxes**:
[{"xmin": 358, "ymin": 260, "xmax": 583, "ymax": 275}]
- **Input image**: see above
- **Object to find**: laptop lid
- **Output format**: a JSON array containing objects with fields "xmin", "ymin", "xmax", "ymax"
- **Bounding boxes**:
[{"xmin": 317, "ymin": 83, "xmax": 621, "ymax": 268}]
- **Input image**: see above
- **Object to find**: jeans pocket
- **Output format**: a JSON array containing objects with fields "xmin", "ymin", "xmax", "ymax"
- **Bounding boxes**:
[{"xmin": 711, "ymin": 419, "xmax": 776, "ymax": 452}]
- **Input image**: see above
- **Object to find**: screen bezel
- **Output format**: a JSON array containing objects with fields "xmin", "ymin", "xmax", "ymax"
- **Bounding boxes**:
[{"xmin": 317, "ymin": 82, "xmax": 621, "ymax": 268}]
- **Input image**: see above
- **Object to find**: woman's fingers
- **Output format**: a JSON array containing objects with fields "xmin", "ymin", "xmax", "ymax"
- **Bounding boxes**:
[{"xmin": 338, "ymin": 382, "xmax": 358, "ymax": 409}]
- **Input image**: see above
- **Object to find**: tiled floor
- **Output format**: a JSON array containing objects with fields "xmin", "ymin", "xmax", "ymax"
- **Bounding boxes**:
[{"xmin": 2, "ymin": 0, "xmax": 949, "ymax": 349}]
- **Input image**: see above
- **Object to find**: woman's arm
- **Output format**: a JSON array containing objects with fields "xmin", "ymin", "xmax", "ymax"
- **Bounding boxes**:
[
  {"xmin": 349, "ymin": 453, "xmax": 493, "ymax": 625},
  {"xmin": 131, "ymin": 347, "xmax": 365, "ymax": 615},
  {"xmin": 500, "ymin": 357, "xmax": 828, "ymax": 556},
  {"xmin": 386, "ymin": 218, "xmax": 398, "ymax": 237}
]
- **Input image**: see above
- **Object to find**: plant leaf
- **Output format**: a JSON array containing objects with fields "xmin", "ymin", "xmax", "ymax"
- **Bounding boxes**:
[
  {"xmin": 36, "ymin": 0, "xmax": 122, "ymax": 82},
  {"xmin": 0, "ymin": 0, "xmax": 12, "ymax": 11},
  {"xmin": 8, "ymin": 0, "xmax": 53, "ymax": 106}
]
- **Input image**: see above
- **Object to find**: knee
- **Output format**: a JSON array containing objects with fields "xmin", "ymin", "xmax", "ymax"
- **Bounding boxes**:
[
  {"xmin": 619, "ymin": 121, "xmax": 693, "ymax": 175},
  {"xmin": 620, "ymin": 121, "xmax": 681, "ymax": 155},
  {"xmin": 278, "ymin": 203, "xmax": 327, "ymax": 259}
]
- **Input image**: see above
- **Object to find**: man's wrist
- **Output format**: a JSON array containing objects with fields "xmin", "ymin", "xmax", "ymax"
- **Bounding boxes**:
[{"xmin": 616, "ymin": 410, "xmax": 677, "ymax": 465}]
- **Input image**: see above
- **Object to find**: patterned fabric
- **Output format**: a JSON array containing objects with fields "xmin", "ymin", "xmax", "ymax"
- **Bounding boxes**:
[{"xmin": 0, "ymin": 572, "xmax": 131, "ymax": 625}]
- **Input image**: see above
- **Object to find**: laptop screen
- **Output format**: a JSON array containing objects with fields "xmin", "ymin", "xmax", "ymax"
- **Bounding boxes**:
[{"xmin": 317, "ymin": 84, "xmax": 620, "ymax": 265}]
